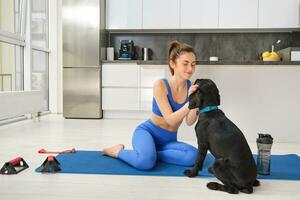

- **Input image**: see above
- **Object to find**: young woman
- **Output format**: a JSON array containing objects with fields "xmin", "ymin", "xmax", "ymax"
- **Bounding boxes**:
[{"xmin": 102, "ymin": 41, "xmax": 199, "ymax": 170}]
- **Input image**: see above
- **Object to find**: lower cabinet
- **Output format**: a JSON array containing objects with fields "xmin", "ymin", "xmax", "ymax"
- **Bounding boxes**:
[
  {"xmin": 140, "ymin": 65, "xmax": 169, "ymax": 111},
  {"xmin": 140, "ymin": 88, "xmax": 153, "ymax": 111},
  {"xmin": 102, "ymin": 64, "xmax": 168, "ymax": 113},
  {"xmin": 102, "ymin": 88, "xmax": 139, "ymax": 110},
  {"xmin": 102, "ymin": 87, "xmax": 154, "ymax": 111}
]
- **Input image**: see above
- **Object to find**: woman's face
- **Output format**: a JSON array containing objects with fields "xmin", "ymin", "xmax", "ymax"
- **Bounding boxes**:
[{"xmin": 171, "ymin": 52, "xmax": 196, "ymax": 79}]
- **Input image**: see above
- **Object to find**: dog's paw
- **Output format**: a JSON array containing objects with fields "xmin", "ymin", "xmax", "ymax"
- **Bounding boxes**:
[
  {"xmin": 240, "ymin": 187, "xmax": 253, "ymax": 194},
  {"xmin": 253, "ymin": 179, "xmax": 260, "ymax": 187},
  {"xmin": 184, "ymin": 169, "xmax": 197, "ymax": 177},
  {"xmin": 207, "ymin": 182, "xmax": 219, "ymax": 190}
]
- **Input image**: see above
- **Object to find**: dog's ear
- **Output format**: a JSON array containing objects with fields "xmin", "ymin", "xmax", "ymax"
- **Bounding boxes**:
[{"xmin": 188, "ymin": 89, "xmax": 202, "ymax": 110}]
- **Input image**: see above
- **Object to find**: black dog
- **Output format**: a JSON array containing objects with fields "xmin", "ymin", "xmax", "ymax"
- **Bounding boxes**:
[{"xmin": 184, "ymin": 79, "xmax": 259, "ymax": 194}]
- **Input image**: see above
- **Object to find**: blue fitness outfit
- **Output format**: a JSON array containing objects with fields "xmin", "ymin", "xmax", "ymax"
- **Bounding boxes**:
[{"xmin": 117, "ymin": 79, "xmax": 197, "ymax": 170}]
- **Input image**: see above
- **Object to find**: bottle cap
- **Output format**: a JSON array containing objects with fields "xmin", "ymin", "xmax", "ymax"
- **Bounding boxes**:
[{"xmin": 257, "ymin": 133, "xmax": 273, "ymax": 144}]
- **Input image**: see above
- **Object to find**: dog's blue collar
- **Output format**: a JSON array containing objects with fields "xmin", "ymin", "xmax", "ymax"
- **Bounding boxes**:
[{"xmin": 200, "ymin": 106, "xmax": 219, "ymax": 113}]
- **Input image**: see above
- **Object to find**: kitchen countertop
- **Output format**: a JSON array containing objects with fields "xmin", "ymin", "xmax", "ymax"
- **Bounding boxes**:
[{"xmin": 102, "ymin": 60, "xmax": 300, "ymax": 65}]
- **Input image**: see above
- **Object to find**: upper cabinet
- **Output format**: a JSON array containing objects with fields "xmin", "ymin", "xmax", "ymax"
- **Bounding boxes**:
[
  {"xmin": 106, "ymin": 0, "xmax": 142, "ymax": 29},
  {"xmin": 219, "ymin": 0, "xmax": 258, "ymax": 28},
  {"xmin": 106, "ymin": 0, "xmax": 300, "ymax": 30},
  {"xmin": 258, "ymin": 0, "xmax": 299, "ymax": 28},
  {"xmin": 180, "ymin": 0, "xmax": 219, "ymax": 28},
  {"xmin": 142, "ymin": 0, "xmax": 180, "ymax": 29}
]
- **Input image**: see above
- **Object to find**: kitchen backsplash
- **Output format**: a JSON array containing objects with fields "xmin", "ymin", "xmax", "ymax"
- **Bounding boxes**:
[{"xmin": 109, "ymin": 32, "xmax": 300, "ymax": 61}]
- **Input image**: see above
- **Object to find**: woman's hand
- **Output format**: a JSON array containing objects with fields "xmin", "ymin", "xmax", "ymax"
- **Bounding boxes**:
[
  {"xmin": 188, "ymin": 84, "xmax": 198, "ymax": 96},
  {"xmin": 186, "ymin": 83, "xmax": 199, "ymax": 125}
]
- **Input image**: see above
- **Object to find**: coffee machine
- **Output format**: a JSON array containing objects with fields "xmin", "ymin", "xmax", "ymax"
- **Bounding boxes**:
[{"xmin": 118, "ymin": 40, "xmax": 135, "ymax": 60}]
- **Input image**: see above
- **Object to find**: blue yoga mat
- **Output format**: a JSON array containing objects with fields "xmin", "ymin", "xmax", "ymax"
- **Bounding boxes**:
[{"xmin": 35, "ymin": 151, "xmax": 300, "ymax": 180}]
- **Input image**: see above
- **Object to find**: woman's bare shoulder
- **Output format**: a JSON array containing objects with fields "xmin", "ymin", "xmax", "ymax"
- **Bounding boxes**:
[{"xmin": 153, "ymin": 79, "xmax": 168, "ymax": 96}]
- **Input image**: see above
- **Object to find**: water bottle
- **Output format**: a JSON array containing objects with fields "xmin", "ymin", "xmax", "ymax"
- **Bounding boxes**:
[{"xmin": 256, "ymin": 133, "xmax": 273, "ymax": 175}]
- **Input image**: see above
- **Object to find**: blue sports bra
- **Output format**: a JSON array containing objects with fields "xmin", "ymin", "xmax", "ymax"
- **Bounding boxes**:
[{"xmin": 152, "ymin": 79, "xmax": 191, "ymax": 117}]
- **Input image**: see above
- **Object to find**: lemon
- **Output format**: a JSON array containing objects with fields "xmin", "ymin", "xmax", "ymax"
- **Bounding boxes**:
[
  {"xmin": 270, "ymin": 52, "xmax": 279, "ymax": 58},
  {"xmin": 270, "ymin": 52, "xmax": 279, "ymax": 59},
  {"xmin": 262, "ymin": 51, "xmax": 271, "ymax": 58}
]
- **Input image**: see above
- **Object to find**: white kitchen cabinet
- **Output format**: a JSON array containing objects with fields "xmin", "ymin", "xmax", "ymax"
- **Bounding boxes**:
[
  {"xmin": 140, "ymin": 88, "xmax": 153, "ymax": 111},
  {"xmin": 258, "ymin": 0, "xmax": 299, "ymax": 28},
  {"xmin": 102, "ymin": 63, "xmax": 140, "ymax": 111},
  {"xmin": 139, "ymin": 65, "xmax": 169, "ymax": 111},
  {"xmin": 102, "ymin": 64, "xmax": 139, "ymax": 87},
  {"xmin": 142, "ymin": 0, "xmax": 180, "ymax": 29},
  {"xmin": 180, "ymin": 0, "xmax": 219, "ymax": 28},
  {"xmin": 106, "ymin": 0, "xmax": 142, "ymax": 29},
  {"xmin": 102, "ymin": 64, "xmax": 169, "ymax": 112},
  {"xmin": 102, "ymin": 88, "xmax": 139, "ymax": 110},
  {"xmin": 219, "ymin": 0, "xmax": 258, "ymax": 28},
  {"xmin": 140, "ymin": 65, "xmax": 169, "ymax": 87}
]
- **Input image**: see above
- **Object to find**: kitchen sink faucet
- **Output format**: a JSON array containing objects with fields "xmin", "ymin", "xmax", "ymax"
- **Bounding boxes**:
[{"xmin": 271, "ymin": 40, "xmax": 281, "ymax": 52}]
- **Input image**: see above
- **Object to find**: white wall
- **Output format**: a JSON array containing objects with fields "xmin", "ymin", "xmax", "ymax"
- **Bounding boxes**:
[
  {"xmin": 179, "ymin": 65, "xmax": 300, "ymax": 143},
  {"xmin": 49, "ymin": 0, "xmax": 63, "ymax": 114}
]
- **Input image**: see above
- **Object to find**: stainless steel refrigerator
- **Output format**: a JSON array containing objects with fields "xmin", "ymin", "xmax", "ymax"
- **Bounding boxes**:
[{"xmin": 63, "ymin": 0, "xmax": 106, "ymax": 119}]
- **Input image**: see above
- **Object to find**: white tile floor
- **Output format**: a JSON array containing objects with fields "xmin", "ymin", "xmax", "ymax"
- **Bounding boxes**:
[{"xmin": 0, "ymin": 114, "xmax": 299, "ymax": 200}]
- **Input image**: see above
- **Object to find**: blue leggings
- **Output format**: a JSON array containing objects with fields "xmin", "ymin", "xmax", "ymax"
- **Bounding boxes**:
[{"xmin": 117, "ymin": 119, "xmax": 197, "ymax": 170}]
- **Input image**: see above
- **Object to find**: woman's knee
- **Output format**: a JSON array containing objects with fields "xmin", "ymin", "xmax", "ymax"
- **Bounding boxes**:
[
  {"xmin": 134, "ymin": 153, "xmax": 157, "ymax": 170},
  {"xmin": 182, "ymin": 148, "xmax": 197, "ymax": 166}
]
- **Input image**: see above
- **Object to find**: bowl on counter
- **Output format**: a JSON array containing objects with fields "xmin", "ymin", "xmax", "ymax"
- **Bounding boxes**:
[
  {"xmin": 263, "ymin": 57, "xmax": 280, "ymax": 61},
  {"xmin": 209, "ymin": 56, "xmax": 219, "ymax": 61}
]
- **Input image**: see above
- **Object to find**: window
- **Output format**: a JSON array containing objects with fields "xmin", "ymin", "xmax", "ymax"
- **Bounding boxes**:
[
  {"xmin": 0, "ymin": 42, "xmax": 23, "ymax": 91},
  {"xmin": 0, "ymin": 0, "xmax": 22, "ymax": 34},
  {"xmin": 0, "ymin": 0, "xmax": 51, "ymax": 122},
  {"xmin": 0, "ymin": 0, "xmax": 24, "ymax": 92},
  {"xmin": 31, "ymin": 0, "xmax": 49, "ymax": 111},
  {"xmin": 32, "ymin": 49, "xmax": 48, "ymax": 110},
  {"xmin": 31, "ymin": 0, "xmax": 48, "ymax": 48}
]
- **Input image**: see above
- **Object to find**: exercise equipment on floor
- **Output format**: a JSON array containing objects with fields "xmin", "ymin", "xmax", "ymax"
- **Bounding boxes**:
[
  {"xmin": 38, "ymin": 148, "xmax": 76, "ymax": 154},
  {"xmin": 37, "ymin": 148, "xmax": 75, "ymax": 173},
  {"xmin": 35, "ymin": 151, "xmax": 300, "ymax": 180},
  {"xmin": 0, "ymin": 157, "xmax": 29, "ymax": 175},
  {"xmin": 40, "ymin": 156, "xmax": 61, "ymax": 173}
]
